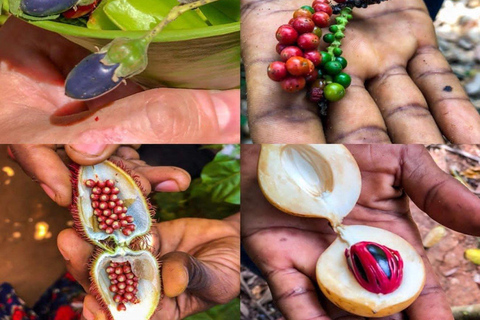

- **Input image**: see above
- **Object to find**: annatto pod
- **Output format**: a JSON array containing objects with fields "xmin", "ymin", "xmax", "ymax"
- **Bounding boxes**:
[
  {"xmin": 257, "ymin": 144, "xmax": 425, "ymax": 317},
  {"xmin": 70, "ymin": 160, "xmax": 161, "ymax": 320}
]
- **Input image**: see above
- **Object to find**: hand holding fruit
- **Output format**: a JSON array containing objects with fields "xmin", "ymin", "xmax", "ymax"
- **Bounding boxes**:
[
  {"xmin": 243, "ymin": 0, "xmax": 480, "ymax": 144},
  {"xmin": 241, "ymin": 144, "xmax": 480, "ymax": 319}
]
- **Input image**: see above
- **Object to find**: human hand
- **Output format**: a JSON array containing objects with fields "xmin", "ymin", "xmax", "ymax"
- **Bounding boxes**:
[
  {"xmin": 242, "ymin": 0, "xmax": 480, "ymax": 143},
  {"xmin": 57, "ymin": 211, "xmax": 241, "ymax": 320},
  {"xmin": 8, "ymin": 144, "xmax": 191, "ymax": 206},
  {"xmin": 241, "ymin": 144, "xmax": 480, "ymax": 319},
  {"xmin": 0, "ymin": 17, "xmax": 239, "ymax": 143}
]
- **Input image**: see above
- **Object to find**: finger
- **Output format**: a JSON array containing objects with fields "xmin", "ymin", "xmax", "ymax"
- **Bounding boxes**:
[
  {"xmin": 65, "ymin": 145, "xmax": 120, "ymax": 165},
  {"xmin": 133, "ymin": 166, "xmax": 191, "ymax": 193},
  {"xmin": 57, "ymin": 228, "xmax": 94, "ymax": 292},
  {"xmin": 242, "ymin": 0, "xmax": 326, "ymax": 143},
  {"xmin": 405, "ymin": 255, "xmax": 453, "ymax": 320},
  {"xmin": 9, "ymin": 144, "xmax": 72, "ymax": 206},
  {"xmin": 58, "ymin": 89, "xmax": 239, "ymax": 143},
  {"xmin": 115, "ymin": 146, "xmax": 141, "ymax": 160},
  {"xmin": 366, "ymin": 66, "xmax": 443, "ymax": 143},
  {"xmin": 401, "ymin": 145, "xmax": 480, "ymax": 235},
  {"xmin": 160, "ymin": 251, "xmax": 236, "ymax": 304},
  {"xmin": 82, "ymin": 295, "xmax": 104, "ymax": 320},
  {"xmin": 266, "ymin": 268, "xmax": 331, "ymax": 320},
  {"xmin": 409, "ymin": 46, "xmax": 480, "ymax": 143},
  {"xmin": 325, "ymin": 81, "xmax": 391, "ymax": 143}
]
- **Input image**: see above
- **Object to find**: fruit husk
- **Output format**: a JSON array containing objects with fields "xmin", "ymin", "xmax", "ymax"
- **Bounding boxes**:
[
  {"xmin": 70, "ymin": 160, "xmax": 156, "ymax": 251},
  {"xmin": 89, "ymin": 246, "xmax": 162, "ymax": 320}
]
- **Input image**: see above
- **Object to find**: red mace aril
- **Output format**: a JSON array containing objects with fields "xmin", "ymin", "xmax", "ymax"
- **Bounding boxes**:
[
  {"xmin": 267, "ymin": 61, "xmax": 288, "ymax": 82},
  {"xmin": 290, "ymin": 17, "xmax": 315, "ymax": 34},
  {"xmin": 281, "ymin": 76, "xmax": 306, "ymax": 93},
  {"xmin": 345, "ymin": 241, "xmax": 403, "ymax": 294},
  {"xmin": 276, "ymin": 25, "xmax": 298, "ymax": 45},
  {"xmin": 297, "ymin": 33, "xmax": 320, "ymax": 50}
]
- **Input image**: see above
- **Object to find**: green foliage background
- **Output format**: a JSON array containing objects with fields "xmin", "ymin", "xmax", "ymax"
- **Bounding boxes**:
[{"xmin": 153, "ymin": 144, "xmax": 240, "ymax": 320}]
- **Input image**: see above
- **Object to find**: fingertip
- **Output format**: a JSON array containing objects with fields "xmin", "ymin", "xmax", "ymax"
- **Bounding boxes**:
[
  {"xmin": 83, "ymin": 295, "xmax": 102, "ymax": 320},
  {"xmin": 210, "ymin": 90, "xmax": 240, "ymax": 143},
  {"xmin": 65, "ymin": 144, "xmax": 120, "ymax": 165},
  {"xmin": 161, "ymin": 255, "xmax": 189, "ymax": 298}
]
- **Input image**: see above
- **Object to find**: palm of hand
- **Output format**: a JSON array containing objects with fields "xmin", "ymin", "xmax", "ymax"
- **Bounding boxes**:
[
  {"xmin": 243, "ymin": 0, "xmax": 480, "ymax": 144},
  {"xmin": 241, "ymin": 145, "xmax": 452, "ymax": 320}
]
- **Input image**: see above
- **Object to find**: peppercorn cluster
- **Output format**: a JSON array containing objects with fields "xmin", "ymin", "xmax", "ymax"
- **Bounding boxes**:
[
  {"xmin": 85, "ymin": 179, "xmax": 136, "ymax": 236},
  {"xmin": 267, "ymin": 0, "xmax": 354, "ymax": 108}
]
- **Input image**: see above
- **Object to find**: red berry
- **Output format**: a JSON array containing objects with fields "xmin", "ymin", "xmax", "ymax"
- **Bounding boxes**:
[
  {"xmin": 286, "ymin": 56, "xmax": 311, "ymax": 76},
  {"xmin": 276, "ymin": 43, "xmax": 288, "ymax": 54},
  {"xmin": 314, "ymin": 3, "xmax": 333, "ymax": 16},
  {"xmin": 304, "ymin": 50, "xmax": 322, "ymax": 66},
  {"xmin": 290, "ymin": 17, "xmax": 315, "ymax": 34},
  {"xmin": 312, "ymin": 11, "xmax": 331, "ymax": 28},
  {"xmin": 280, "ymin": 46, "xmax": 304, "ymax": 62},
  {"xmin": 281, "ymin": 76, "xmax": 306, "ymax": 93},
  {"xmin": 267, "ymin": 61, "xmax": 288, "ymax": 82},
  {"xmin": 297, "ymin": 33, "xmax": 320, "ymax": 51},
  {"xmin": 312, "ymin": 0, "xmax": 329, "ymax": 4},
  {"xmin": 276, "ymin": 24, "xmax": 298, "ymax": 45},
  {"xmin": 305, "ymin": 68, "xmax": 318, "ymax": 82},
  {"xmin": 293, "ymin": 8, "xmax": 312, "ymax": 19}
]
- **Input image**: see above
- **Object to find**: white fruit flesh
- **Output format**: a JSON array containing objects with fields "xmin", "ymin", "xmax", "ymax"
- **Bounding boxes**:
[
  {"xmin": 258, "ymin": 144, "xmax": 361, "ymax": 227},
  {"xmin": 92, "ymin": 247, "xmax": 161, "ymax": 320},
  {"xmin": 77, "ymin": 161, "xmax": 152, "ymax": 245},
  {"xmin": 316, "ymin": 225, "xmax": 425, "ymax": 317}
]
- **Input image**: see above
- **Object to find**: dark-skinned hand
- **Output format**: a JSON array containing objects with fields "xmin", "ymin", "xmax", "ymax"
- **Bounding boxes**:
[
  {"xmin": 242, "ymin": 0, "xmax": 480, "ymax": 143},
  {"xmin": 0, "ymin": 17, "xmax": 239, "ymax": 143},
  {"xmin": 241, "ymin": 144, "xmax": 480, "ymax": 320}
]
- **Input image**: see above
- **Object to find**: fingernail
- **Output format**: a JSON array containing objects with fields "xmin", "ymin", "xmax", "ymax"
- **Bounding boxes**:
[
  {"xmin": 40, "ymin": 183, "xmax": 57, "ymax": 203},
  {"xmin": 211, "ymin": 94, "xmax": 232, "ymax": 131},
  {"xmin": 82, "ymin": 306, "xmax": 94, "ymax": 320},
  {"xmin": 70, "ymin": 144, "xmax": 106, "ymax": 157},
  {"xmin": 155, "ymin": 180, "xmax": 180, "ymax": 192}
]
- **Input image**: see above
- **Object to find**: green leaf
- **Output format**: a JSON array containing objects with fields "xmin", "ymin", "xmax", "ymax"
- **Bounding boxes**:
[
  {"xmin": 185, "ymin": 298, "xmax": 240, "ymax": 320},
  {"xmin": 102, "ymin": 0, "xmax": 208, "ymax": 31},
  {"xmin": 87, "ymin": 0, "xmax": 120, "ymax": 30},
  {"xmin": 199, "ymin": 0, "xmax": 240, "ymax": 25}
]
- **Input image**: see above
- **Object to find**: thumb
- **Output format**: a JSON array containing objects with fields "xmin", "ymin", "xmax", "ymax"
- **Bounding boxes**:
[{"xmin": 66, "ymin": 88, "xmax": 240, "ymax": 143}]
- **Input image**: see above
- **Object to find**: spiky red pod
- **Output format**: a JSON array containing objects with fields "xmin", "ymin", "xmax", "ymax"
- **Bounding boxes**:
[
  {"xmin": 70, "ymin": 160, "xmax": 161, "ymax": 320},
  {"xmin": 345, "ymin": 241, "xmax": 403, "ymax": 294}
]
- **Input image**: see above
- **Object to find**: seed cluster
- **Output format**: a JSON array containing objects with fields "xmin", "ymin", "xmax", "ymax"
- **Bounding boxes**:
[
  {"xmin": 106, "ymin": 261, "xmax": 140, "ymax": 311},
  {"xmin": 267, "ymin": 0, "xmax": 354, "ymax": 107},
  {"xmin": 85, "ymin": 179, "xmax": 136, "ymax": 236}
]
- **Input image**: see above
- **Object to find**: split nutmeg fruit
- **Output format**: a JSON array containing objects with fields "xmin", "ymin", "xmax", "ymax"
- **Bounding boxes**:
[
  {"xmin": 70, "ymin": 160, "xmax": 161, "ymax": 320},
  {"xmin": 257, "ymin": 145, "xmax": 425, "ymax": 317}
]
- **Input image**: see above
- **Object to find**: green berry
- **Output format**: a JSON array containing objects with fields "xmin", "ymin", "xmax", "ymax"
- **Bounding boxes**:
[
  {"xmin": 324, "ymin": 83, "xmax": 346, "ymax": 102},
  {"xmin": 335, "ymin": 32, "xmax": 345, "ymax": 40},
  {"xmin": 313, "ymin": 26, "xmax": 323, "ymax": 38},
  {"xmin": 333, "ymin": 47, "xmax": 343, "ymax": 56},
  {"xmin": 336, "ymin": 56, "xmax": 348, "ymax": 68},
  {"xmin": 324, "ymin": 61, "xmax": 343, "ymax": 75},
  {"xmin": 344, "ymin": 7, "xmax": 353, "ymax": 13},
  {"xmin": 334, "ymin": 72, "xmax": 351, "ymax": 88},
  {"xmin": 323, "ymin": 75, "xmax": 333, "ymax": 83},
  {"xmin": 301, "ymin": 5, "xmax": 315, "ymax": 14},
  {"xmin": 323, "ymin": 33, "xmax": 335, "ymax": 44},
  {"xmin": 344, "ymin": 13, "xmax": 353, "ymax": 20},
  {"xmin": 329, "ymin": 25, "xmax": 339, "ymax": 33},
  {"xmin": 320, "ymin": 51, "xmax": 333, "ymax": 67}
]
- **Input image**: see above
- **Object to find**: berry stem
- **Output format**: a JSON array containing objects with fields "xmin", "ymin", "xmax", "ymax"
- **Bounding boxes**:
[
  {"xmin": 332, "ymin": 0, "xmax": 389, "ymax": 11},
  {"xmin": 143, "ymin": 0, "xmax": 220, "ymax": 43},
  {"xmin": 326, "ymin": 7, "xmax": 353, "ymax": 59}
]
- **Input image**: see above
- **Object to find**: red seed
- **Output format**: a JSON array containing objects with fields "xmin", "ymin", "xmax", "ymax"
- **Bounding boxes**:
[
  {"xmin": 103, "ymin": 209, "xmax": 112, "ymax": 217},
  {"xmin": 111, "ymin": 262, "xmax": 118, "ymax": 267},
  {"xmin": 115, "ymin": 267, "xmax": 123, "ymax": 274},
  {"xmin": 114, "ymin": 206, "xmax": 124, "ymax": 214},
  {"xmin": 97, "ymin": 180, "xmax": 106, "ymax": 188},
  {"xmin": 99, "ymin": 223, "xmax": 107, "ymax": 230},
  {"xmin": 123, "ymin": 265, "xmax": 132, "ymax": 273},
  {"xmin": 122, "ymin": 229, "xmax": 133, "ymax": 236},
  {"xmin": 99, "ymin": 202, "xmax": 108, "ymax": 210},
  {"xmin": 111, "ymin": 279, "xmax": 118, "ymax": 284},
  {"xmin": 92, "ymin": 187, "xmax": 102, "ymax": 194},
  {"xmin": 105, "ymin": 227, "xmax": 114, "ymax": 234},
  {"xmin": 109, "ymin": 194, "xmax": 119, "ymax": 201},
  {"xmin": 117, "ymin": 303, "xmax": 126, "ymax": 312},
  {"xmin": 97, "ymin": 216, "xmax": 106, "ymax": 223},
  {"xmin": 99, "ymin": 194, "xmax": 109, "ymax": 202},
  {"xmin": 106, "ymin": 180, "xmax": 115, "ymax": 188},
  {"xmin": 116, "ymin": 199, "xmax": 124, "ymax": 206},
  {"xmin": 109, "ymin": 284, "xmax": 118, "ymax": 292},
  {"xmin": 112, "ymin": 221, "xmax": 121, "ymax": 230},
  {"xmin": 110, "ymin": 214, "xmax": 119, "ymax": 220},
  {"xmin": 90, "ymin": 194, "xmax": 99, "ymax": 200},
  {"xmin": 126, "ymin": 273, "xmax": 134, "ymax": 280},
  {"xmin": 117, "ymin": 274, "xmax": 126, "ymax": 282},
  {"xmin": 126, "ymin": 285, "xmax": 134, "ymax": 292},
  {"xmin": 124, "ymin": 292, "xmax": 134, "ymax": 300},
  {"xmin": 94, "ymin": 208, "xmax": 102, "ymax": 216},
  {"xmin": 108, "ymin": 201, "xmax": 116, "ymax": 209},
  {"xmin": 85, "ymin": 179, "xmax": 96, "ymax": 188},
  {"xmin": 111, "ymin": 187, "xmax": 120, "ymax": 195},
  {"xmin": 122, "ymin": 207, "xmax": 128, "ymax": 213},
  {"xmin": 113, "ymin": 295, "xmax": 123, "ymax": 303},
  {"xmin": 118, "ymin": 289, "xmax": 125, "ymax": 294},
  {"xmin": 119, "ymin": 213, "xmax": 127, "ymax": 219},
  {"xmin": 106, "ymin": 267, "xmax": 114, "ymax": 274},
  {"xmin": 91, "ymin": 201, "xmax": 99, "ymax": 208},
  {"xmin": 126, "ymin": 279, "xmax": 134, "ymax": 285},
  {"xmin": 120, "ymin": 220, "xmax": 129, "ymax": 227},
  {"xmin": 126, "ymin": 216, "xmax": 134, "ymax": 223},
  {"xmin": 118, "ymin": 282, "xmax": 126, "ymax": 290},
  {"xmin": 103, "ymin": 187, "xmax": 111, "ymax": 194}
]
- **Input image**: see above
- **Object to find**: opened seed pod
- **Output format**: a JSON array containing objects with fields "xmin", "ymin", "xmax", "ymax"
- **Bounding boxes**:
[
  {"xmin": 257, "ymin": 144, "xmax": 425, "ymax": 317},
  {"xmin": 70, "ymin": 160, "xmax": 161, "ymax": 320}
]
